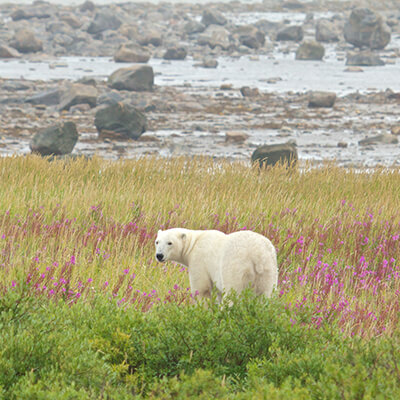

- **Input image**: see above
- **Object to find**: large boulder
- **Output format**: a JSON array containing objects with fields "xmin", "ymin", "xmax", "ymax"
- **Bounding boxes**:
[
  {"xmin": 315, "ymin": 19, "xmax": 340, "ymax": 42},
  {"xmin": 114, "ymin": 44, "xmax": 150, "ymax": 63},
  {"xmin": 296, "ymin": 40, "xmax": 325, "ymax": 60},
  {"xmin": 30, "ymin": 122, "xmax": 78, "ymax": 156},
  {"xmin": 94, "ymin": 103, "xmax": 147, "ymax": 140},
  {"xmin": 198, "ymin": 25, "xmax": 231, "ymax": 50},
  {"xmin": 346, "ymin": 50, "xmax": 385, "ymax": 66},
  {"xmin": 108, "ymin": 65, "xmax": 154, "ymax": 91},
  {"xmin": 59, "ymin": 84, "xmax": 98, "ymax": 111},
  {"xmin": 201, "ymin": 9, "xmax": 227, "ymax": 27},
  {"xmin": 251, "ymin": 142, "xmax": 298, "ymax": 168},
  {"xmin": 276, "ymin": 25, "xmax": 304, "ymax": 42},
  {"xmin": 26, "ymin": 89, "xmax": 61, "ymax": 106},
  {"xmin": 9, "ymin": 29, "xmax": 43, "ymax": 53},
  {"xmin": 87, "ymin": 12, "xmax": 122, "ymax": 35},
  {"xmin": 308, "ymin": 91, "xmax": 336, "ymax": 108},
  {"xmin": 344, "ymin": 8, "xmax": 391, "ymax": 49}
]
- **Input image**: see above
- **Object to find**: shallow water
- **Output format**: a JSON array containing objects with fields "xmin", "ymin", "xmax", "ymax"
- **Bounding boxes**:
[{"xmin": 1, "ymin": 51, "xmax": 399, "ymax": 96}]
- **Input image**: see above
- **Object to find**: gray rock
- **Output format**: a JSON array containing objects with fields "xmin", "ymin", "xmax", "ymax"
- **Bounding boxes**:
[
  {"xmin": 87, "ymin": 12, "xmax": 122, "ymax": 35},
  {"xmin": 240, "ymin": 86, "xmax": 260, "ymax": 97},
  {"xmin": 184, "ymin": 20, "xmax": 206, "ymax": 35},
  {"xmin": 198, "ymin": 25, "xmax": 231, "ymax": 50},
  {"xmin": 9, "ymin": 29, "xmax": 43, "ymax": 53},
  {"xmin": 346, "ymin": 50, "xmax": 385, "ymax": 66},
  {"xmin": 344, "ymin": 8, "xmax": 391, "ymax": 49},
  {"xmin": 316, "ymin": 19, "xmax": 340, "ymax": 42},
  {"xmin": 80, "ymin": 1, "xmax": 95, "ymax": 12},
  {"xmin": 198, "ymin": 58, "xmax": 218, "ymax": 68},
  {"xmin": 296, "ymin": 40, "xmax": 325, "ymax": 60},
  {"xmin": 137, "ymin": 30, "xmax": 163, "ymax": 47},
  {"xmin": 359, "ymin": 134, "xmax": 398, "ymax": 146},
  {"xmin": 163, "ymin": 47, "xmax": 187, "ymax": 60},
  {"xmin": 201, "ymin": 9, "xmax": 227, "ymax": 27},
  {"xmin": 97, "ymin": 91, "xmax": 123, "ymax": 106},
  {"xmin": 0, "ymin": 43, "xmax": 21, "ymax": 58},
  {"xmin": 59, "ymin": 84, "xmax": 98, "ymax": 111},
  {"xmin": 26, "ymin": 89, "xmax": 61, "ymax": 106},
  {"xmin": 94, "ymin": 103, "xmax": 147, "ymax": 140},
  {"xmin": 108, "ymin": 65, "xmax": 154, "ymax": 91},
  {"xmin": 252, "ymin": 142, "xmax": 298, "ymax": 168},
  {"xmin": 235, "ymin": 25, "xmax": 265, "ymax": 49},
  {"xmin": 30, "ymin": 121, "xmax": 78, "ymax": 156},
  {"xmin": 11, "ymin": 6, "xmax": 52, "ymax": 21},
  {"xmin": 276, "ymin": 25, "xmax": 304, "ymax": 42},
  {"xmin": 308, "ymin": 91, "xmax": 336, "ymax": 108},
  {"xmin": 114, "ymin": 44, "xmax": 150, "ymax": 63}
]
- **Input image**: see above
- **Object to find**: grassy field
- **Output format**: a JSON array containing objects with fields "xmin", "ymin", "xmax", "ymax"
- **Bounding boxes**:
[{"xmin": 1, "ymin": 156, "xmax": 400, "ymax": 398}]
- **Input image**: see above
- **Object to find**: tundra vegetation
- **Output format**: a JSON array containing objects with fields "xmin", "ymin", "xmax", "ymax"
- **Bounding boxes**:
[{"xmin": 1, "ymin": 156, "xmax": 400, "ymax": 399}]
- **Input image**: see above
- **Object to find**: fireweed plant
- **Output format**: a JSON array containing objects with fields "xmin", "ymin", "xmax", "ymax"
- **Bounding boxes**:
[
  {"xmin": 1, "ymin": 156, "xmax": 400, "ymax": 337},
  {"xmin": 1, "ymin": 155, "xmax": 400, "ymax": 397}
]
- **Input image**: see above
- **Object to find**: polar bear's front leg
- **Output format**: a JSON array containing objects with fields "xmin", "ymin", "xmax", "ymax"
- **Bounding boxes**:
[{"xmin": 188, "ymin": 268, "xmax": 213, "ymax": 300}]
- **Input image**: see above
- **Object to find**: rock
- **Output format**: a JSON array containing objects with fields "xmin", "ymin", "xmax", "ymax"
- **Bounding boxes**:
[
  {"xmin": 97, "ymin": 91, "xmax": 123, "ymax": 106},
  {"xmin": 59, "ymin": 84, "xmax": 98, "ymax": 111},
  {"xmin": 391, "ymin": 126, "xmax": 400, "ymax": 135},
  {"xmin": 194, "ymin": 57, "xmax": 218, "ymax": 68},
  {"xmin": 87, "ymin": 12, "xmax": 122, "ymax": 35},
  {"xmin": 9, "ymin": 29, "xmax": 43, "ymax": 53},
  {"xmin": 201, "ymin": 9, "xmax": 227, "ymax": 27},
  {"xmin": 346, "ymin": 50, "xmax": 385, "ymax": 66},
  {"xmin": 251, "ymin": 142, "xmax": 298, "ymax": 168},
  {"xmin": 108, "ymin": 65, "xmax": 154, "ymax": 91},
  {"xmin": 198, "ymin": 25, "xmax": 231, "ymax": 50},
  {"xmin": 94, "ymin": 103, "xmax": 147, "ymax": 140},
  {"xmin": 26, "ymin": 89, "xmax": 61, "ymax": 106},
  {"xmin": 359, "ymin": 134, "xmax": 398, "ymax": 145},
  {"xmin": 296, "ymin": 40, "xmax": 325, "ymax": 60},
  {"xmin": 80, "ymin": 0, "xmax": 95, "ymax": 12},
  {"xmin": 344, "ymin": 66, "xmax": 364, "ymax": 72},
  {"xmin": 276, "ymin": 25, "xmax": 304, "ymax": 42},
  {"xmin": 60, "ymin": 14, "xmax": 83, "ymax": 29},
  {"xmin": 240, "ymin": 86, "xmax": 260, "ymax": 97},
  {"xmin": 30, "ymin": 121, "xmax": 78, "ymax": 156},
  {"xmin": 0, "ymin": 43, "xmax": 21, "ymax": 58},
  {"xmin": 308, "ymin": 91, "xmax": 336, "ymax": 108},
  {"xmin": 316, "ymin": 19, "xmax": 340, "ymax": 42},
  {"xmin": 163, "ymin": 47, "xmax": 187, "ymax": 60},
  {"xmin": 344, "ymin": 8, "xmax": 391, "ymax": 50},
  {"xmin": 137, "ymin": 31, "xmax": 163, "ymax": 47},
  {"xmin": 338, "ymin": 142, "xmax": 348, "ymax": 148},
  {"xmin": 11, "ymin": 6, "xmax": 52, "ymax": 21},
  {"xmin": 114, "ymin": 44, "xmax": 150, "ymax": 63},
  {"xmin": 235, "ymin": 25, "xmax": 266, "ymax": 49},
  {"xmin": 225, "ymin": 131, "xmax": 249, "ymax": 143},
  {"xmin": 184, "ymin": 20, "xmax": 205, "ymax": 35}
]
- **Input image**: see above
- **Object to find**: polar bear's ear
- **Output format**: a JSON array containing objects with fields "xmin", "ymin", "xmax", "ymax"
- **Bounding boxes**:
[{"xmin": 181, "ymin": 233, "xmax": 186, "ymax": 241}]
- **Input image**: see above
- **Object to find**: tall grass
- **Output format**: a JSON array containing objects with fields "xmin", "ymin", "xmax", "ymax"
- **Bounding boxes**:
[{"xmin": 1, "ymin": 156, "xmax": 400, "ymax": 337}]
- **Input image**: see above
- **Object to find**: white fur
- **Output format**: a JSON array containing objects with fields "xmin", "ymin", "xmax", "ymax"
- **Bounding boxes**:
[{"xmin": 155, "ymin": 228, "xmax": 278, "ymax": 301}]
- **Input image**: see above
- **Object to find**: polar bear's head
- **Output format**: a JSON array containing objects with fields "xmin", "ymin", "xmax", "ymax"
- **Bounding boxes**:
[{"xmin": 155, "ymin": 229, "xmax": 186, "ymax": 263}]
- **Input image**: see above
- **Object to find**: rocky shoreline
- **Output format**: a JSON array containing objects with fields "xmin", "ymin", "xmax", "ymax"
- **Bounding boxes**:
[{"xmin": 1, "ymin": 0, "xmax": 400, "ymax": 167}]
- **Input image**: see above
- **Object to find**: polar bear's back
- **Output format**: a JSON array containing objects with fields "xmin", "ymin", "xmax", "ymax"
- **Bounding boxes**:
[{"xmin": 220, "ymin": 230, "xmax": 278, "ymax": 297}]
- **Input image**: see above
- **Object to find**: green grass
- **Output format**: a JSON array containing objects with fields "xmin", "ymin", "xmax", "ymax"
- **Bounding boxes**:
[{"xmin": 1, "ymin": 155, "xmax": 400, "ymax": 398}]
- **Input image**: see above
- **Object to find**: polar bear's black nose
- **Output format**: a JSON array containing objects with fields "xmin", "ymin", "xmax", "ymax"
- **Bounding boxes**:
[{"xmin": 156, "ymin": 253, "xmax": 164, "ymax": 262}]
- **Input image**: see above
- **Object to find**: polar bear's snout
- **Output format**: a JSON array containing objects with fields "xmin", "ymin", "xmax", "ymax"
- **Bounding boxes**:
[{"xmin": 156, "ymin": 253, "xmax": 165, "ymax": 262}]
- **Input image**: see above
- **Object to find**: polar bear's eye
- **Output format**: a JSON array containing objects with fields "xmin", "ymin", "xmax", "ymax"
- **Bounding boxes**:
[
  {"xmin": 167, "ymin": 242, "xmax": 172, "ymax": 245},
  {"xmin": 155, "ymin": 241, "xmax": 159, "ymax": 245}
]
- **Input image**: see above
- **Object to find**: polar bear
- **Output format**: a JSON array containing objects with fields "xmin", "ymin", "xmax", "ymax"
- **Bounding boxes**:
[{"xmin": 155, "ymin": 228, "xmax": 278, "ymax": 301}]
